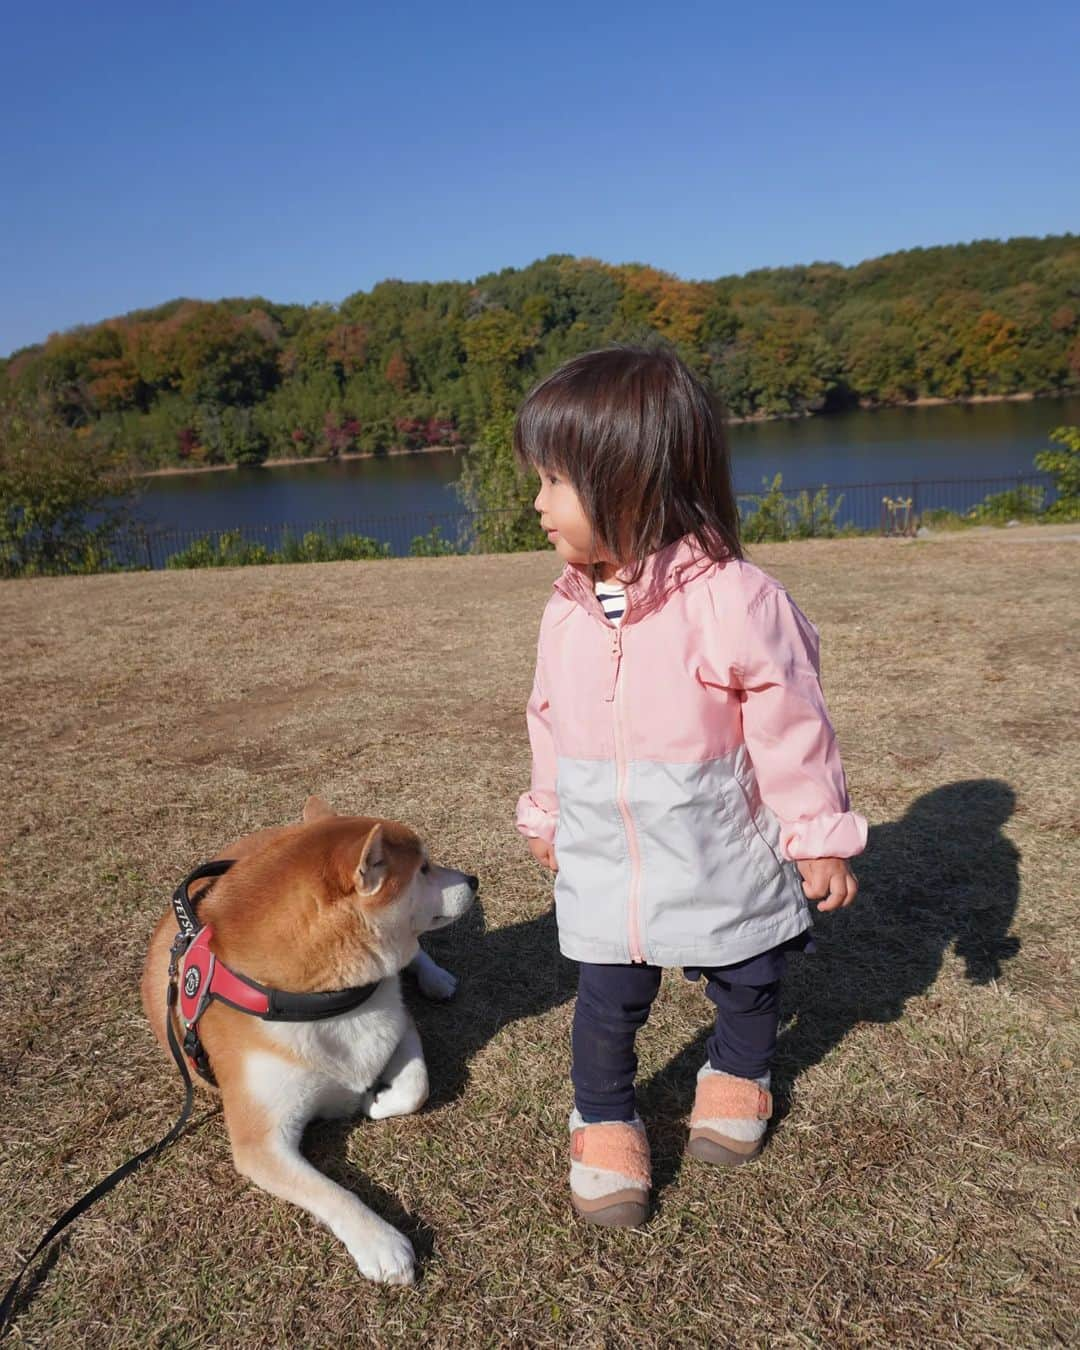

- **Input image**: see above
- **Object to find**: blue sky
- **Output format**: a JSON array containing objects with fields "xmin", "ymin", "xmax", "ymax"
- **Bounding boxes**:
[{"xmin": 2, "ymin": 0, "xmax": 1077, "ymax": 356}]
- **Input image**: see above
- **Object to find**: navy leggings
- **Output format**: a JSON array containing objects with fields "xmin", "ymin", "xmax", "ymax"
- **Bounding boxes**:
[{"xmin": 571, "ymin": 962, "xmax": 781, "ymax": 1123}]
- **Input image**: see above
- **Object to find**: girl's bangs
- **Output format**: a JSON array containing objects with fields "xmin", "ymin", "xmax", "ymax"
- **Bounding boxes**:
[{"xmin": 513, "ymin": 379, "xmax": 586, "ymax": 476}]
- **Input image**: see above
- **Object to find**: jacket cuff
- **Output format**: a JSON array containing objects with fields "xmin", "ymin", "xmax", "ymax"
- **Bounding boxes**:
[
  {"xmin": 779, "ymin": 810, "xmax": 868, "ymax": 861},
  {"xmin": 515, "ymin": 794, "xmax": 558, "ymax": 844}
]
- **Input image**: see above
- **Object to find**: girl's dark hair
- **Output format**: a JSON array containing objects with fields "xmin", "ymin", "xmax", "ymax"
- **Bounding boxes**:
[{"xmin": 513, "ymin": 344, "xmax": 743, "ymax": 577}]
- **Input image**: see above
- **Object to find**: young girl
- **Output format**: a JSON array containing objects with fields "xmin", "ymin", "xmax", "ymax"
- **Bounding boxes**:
[{"xmin": 514, "ymin": 345, "xmax": 867, "ymax": 1228}]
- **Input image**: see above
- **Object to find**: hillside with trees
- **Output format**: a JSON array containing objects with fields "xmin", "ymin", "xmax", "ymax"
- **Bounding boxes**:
[{"xmin": 2, "ymin": 235, "xmax": 1077, "ymax": 470}]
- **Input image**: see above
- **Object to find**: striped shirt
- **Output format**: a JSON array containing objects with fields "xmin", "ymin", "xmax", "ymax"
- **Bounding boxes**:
[{"xmin": 594, "ymin": 575, "xmax": 626, "ymax": 625}]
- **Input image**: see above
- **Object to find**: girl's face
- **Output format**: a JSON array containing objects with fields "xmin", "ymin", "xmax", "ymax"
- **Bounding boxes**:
[{"xmin": 533, "ymin": 469, "xmax": 607, "ymax": 567}]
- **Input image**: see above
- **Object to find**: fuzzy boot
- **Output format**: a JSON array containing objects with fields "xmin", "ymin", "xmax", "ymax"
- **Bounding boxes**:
[
  {"xmin": 568, "ymin": 1109, "xmax": 651, "ymax": 1227},
  {"xmin": 686, "ymin": 1066, "xmax": 772, "ymax": 1166}
]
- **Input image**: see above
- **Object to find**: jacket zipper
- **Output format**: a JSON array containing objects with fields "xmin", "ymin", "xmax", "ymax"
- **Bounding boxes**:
[{"xmin": 606, "ymin": 614, "xmax": 646, "ymax": 964}]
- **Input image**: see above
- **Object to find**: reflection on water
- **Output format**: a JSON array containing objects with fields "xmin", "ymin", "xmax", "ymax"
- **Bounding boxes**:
[{"xmin": 132, "ymin": 395, "xmax": 1080, "ymax": 533}]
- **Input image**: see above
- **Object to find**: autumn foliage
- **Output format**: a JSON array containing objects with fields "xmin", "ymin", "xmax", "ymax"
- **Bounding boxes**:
[{"xmin": 1, "ymin": 237, "xmax": 1077, "ymax": 470}]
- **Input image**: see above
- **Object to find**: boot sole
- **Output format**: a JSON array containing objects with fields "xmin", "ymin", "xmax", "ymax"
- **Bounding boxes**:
[
  {"xmin": 571, "ymin": 1196, "xmax": 649, "ymax": 1227},
  {"xmin": 686, "ymin": 1135, "xmax": 763, "ymax": 1167}
]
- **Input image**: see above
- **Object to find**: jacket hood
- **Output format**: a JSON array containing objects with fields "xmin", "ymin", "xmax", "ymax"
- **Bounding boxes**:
[{"xmin": 552, "ymin": 534, "xmax": 721, "ymax": 624}]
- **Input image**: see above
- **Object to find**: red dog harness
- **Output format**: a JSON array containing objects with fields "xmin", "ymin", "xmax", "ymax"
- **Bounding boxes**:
[{"xmin": 170, "ymin": 860, "xmax": 381, "ymax": 1084}]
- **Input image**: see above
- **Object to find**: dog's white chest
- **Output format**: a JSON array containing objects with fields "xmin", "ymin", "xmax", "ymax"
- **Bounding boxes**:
[{"xmin": 247, "ymin": 978, "xmax": 407, "ymax": 1117}]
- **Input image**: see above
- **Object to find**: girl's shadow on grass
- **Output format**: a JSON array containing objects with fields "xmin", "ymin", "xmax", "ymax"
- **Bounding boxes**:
[
  {"xmin": 638, "ymin": 777, "xmax": 1021, "ymax": 1192},
  {"xmin": 416, "ymin": 780, "xmax": 1021, "ymax": 1143},
  {"xmin": 307, "ymin": 777, "xmax": 1020, "ymax": 1235}
]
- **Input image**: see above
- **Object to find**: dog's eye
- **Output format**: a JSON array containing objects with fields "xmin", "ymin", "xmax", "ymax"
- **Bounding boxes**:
[{"xmin": 420, "ymin": 862, "xmax": 430, "ymax": 875}]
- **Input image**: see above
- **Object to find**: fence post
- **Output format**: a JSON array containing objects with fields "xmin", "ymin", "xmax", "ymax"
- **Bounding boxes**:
[{"xmin": 911, "ymin": 480, "xmax": 919, "ymax": 530}]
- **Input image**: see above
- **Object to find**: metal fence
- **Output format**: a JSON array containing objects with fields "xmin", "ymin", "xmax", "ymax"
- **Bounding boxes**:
[
  {"xmin": 107, "ymin": 510, "xmax": 508, "ymax": 569},
  {"xmin": 758, "ymin": 470, "xmax": 1056, "ymax": 537},
  {"xmin": 108, "ymin": 471, "xmax": 1058, "ymax": 570}
]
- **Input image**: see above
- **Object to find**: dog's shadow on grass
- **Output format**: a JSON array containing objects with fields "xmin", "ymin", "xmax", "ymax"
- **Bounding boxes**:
[
  {"xmin": 301, "ymin": 898, "xmax": 577, "ymax": 1273},
  {"xmin": 638, "ymin": 777, "xmax": 1022, "ymax": 1195},
  {"xmin": 304, "ymin": 1125, "xmax": 439, "ymax": 1267},
  {"xmin": 411, "ymin": 901, "xmax": 577, "ymax": 1106}
]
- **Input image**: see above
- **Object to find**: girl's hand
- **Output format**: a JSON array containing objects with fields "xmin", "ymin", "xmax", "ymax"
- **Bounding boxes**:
[
  {"xmin": 797, "ymin": 857, "xmax": 857, "ymax": 911},
  {"xmin": 526, "ymin": 836, "xmax": 558, "ymax": 872}
]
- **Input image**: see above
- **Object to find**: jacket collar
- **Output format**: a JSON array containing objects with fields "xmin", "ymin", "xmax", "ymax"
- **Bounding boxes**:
[{"xmin": 552, "ymin": 534, "xmax": 716, "ymax": 625}]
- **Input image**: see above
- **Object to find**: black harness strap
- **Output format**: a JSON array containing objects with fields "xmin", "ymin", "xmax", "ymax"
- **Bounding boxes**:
[{"xmin": 171, "ymin": 858, "xmax": 232, "ymax": 937}]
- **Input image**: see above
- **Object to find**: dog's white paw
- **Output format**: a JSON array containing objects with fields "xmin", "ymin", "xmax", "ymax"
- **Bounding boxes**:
[
  {"xmin": 350, "ymin": 1224, "xmax": 416, "ymax": 1286},
  {"xmin": 364, "ymin": 1074, "xmax": 429, "ymax": 1120},
  {"xmin": 417, "ymin": 963, "xmax": 458, "ymax": 1001}
]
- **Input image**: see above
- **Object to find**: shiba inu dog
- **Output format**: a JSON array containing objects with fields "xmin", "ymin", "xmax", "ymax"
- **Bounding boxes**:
[{"xmin": 140, "ymin": 796, "xmax": 477, "ymax": 1285}]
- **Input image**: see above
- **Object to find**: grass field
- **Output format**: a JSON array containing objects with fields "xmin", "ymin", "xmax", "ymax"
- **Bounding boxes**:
[{"xmin": 1, "ymin": 529, "xmax": 1077, "ymax": 1347}]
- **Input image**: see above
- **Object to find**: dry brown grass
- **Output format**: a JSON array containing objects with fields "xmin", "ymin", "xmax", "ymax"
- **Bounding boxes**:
[{"xmin": 1, "ymin": 533, "xmax": 1077, "ymax": 1348}]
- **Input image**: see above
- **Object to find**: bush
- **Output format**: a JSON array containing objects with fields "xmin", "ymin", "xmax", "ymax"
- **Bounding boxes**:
[
  {"xmin": 921, "ymin": 483, "xmax": 1045, "ymax": 530},
  {"xmin": 1034, "ymin": 425, "xmax": 1080, "ymax": 520},
  {"xmin": 164, "ymin": 527, "xmax": 391, "ymax": 569},
  {"xmin": 410, "ymin": 526, "xmax": 459, "ymax": 557},
  {"xmin": 919, "ymin": 507, "xmax": 968, "ymax": 530},
  {"xmin": 740, "ymin": 474, "xmax": 790, "ymax": 542},
  {"xmin": 894, "ymin": 428, "xmax": 1077, "ymax": 532},
  {"xmin": 275, "ymin": 530, "xmax": 391, "ymax": 563},
  {"xmin": 739, "ymin": 473, "xmax": 850, "ymax": 542},
  {"xmin": 968, "ymin": 484, "xmax": 1045, "ymax": 523},
  {"xmin": 0, "ymin": 397, "xmax": 136, "ymax": 576},
  {"xmin": 165, "ymin": 530, "xmax": 272, "ymax": 568},
  {"xmin": 790, "ymin": 484, "xmax": 846, "ymax": 538}
]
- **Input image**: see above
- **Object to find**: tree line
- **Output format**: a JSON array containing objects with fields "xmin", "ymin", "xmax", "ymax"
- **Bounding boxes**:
[{"xmin": 1, "ymin": 235, "xmax": 1078, "ymax": 471}]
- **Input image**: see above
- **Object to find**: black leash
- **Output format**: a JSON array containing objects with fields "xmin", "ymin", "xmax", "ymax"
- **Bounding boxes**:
[
  {"xmin": 1, "ymin": 941, "xmax": 199, "ymax": 1335},
  {"xmin": 1, "ymin": 856, "xmax": 383, "ymax": 1336}
]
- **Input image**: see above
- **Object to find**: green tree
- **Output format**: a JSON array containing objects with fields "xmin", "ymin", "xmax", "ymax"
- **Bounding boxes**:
[
  {"xmin": 0, "ymin": 397, "xmax": 136, "ymax": 576},
  {"xmin": 456, "ymin": 410, "xmax": 547, "ymax": 553},
  {"xmin": 1034, "ymin": 424, "xmax": 1080, "ymax": 520},
  {"xmin": 197, "ymin": 405, "xmax": 269, "ymax": 466},
  {"xmin": 461, "ymin": 309, "xmax": 534, "ymax": 420}
]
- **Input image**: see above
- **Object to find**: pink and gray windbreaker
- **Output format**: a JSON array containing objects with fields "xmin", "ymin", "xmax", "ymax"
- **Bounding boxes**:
[{"xmin": 516, "ymin": 535, "xmax": 868, "ymax": 967}]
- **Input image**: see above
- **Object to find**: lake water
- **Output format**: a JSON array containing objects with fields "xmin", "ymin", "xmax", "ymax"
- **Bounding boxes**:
[{"xmin": 130, "ymin": 395, "xmax": 1078, "ymax": 542}]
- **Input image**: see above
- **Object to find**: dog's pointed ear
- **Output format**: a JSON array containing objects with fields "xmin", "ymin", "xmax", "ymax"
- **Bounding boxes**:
[
  {"xmin": 356, "ymin": 824, "xmax": 386, "ymax": 895},
  {"xmin": 303, "ymin": 795, "xmax": 336, "ymax": 823}
]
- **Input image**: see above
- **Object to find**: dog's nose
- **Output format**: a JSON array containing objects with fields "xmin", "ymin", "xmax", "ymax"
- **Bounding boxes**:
[{"xmin": 466, "ymin": 874, "xmax": 479, "ymax": 892}]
